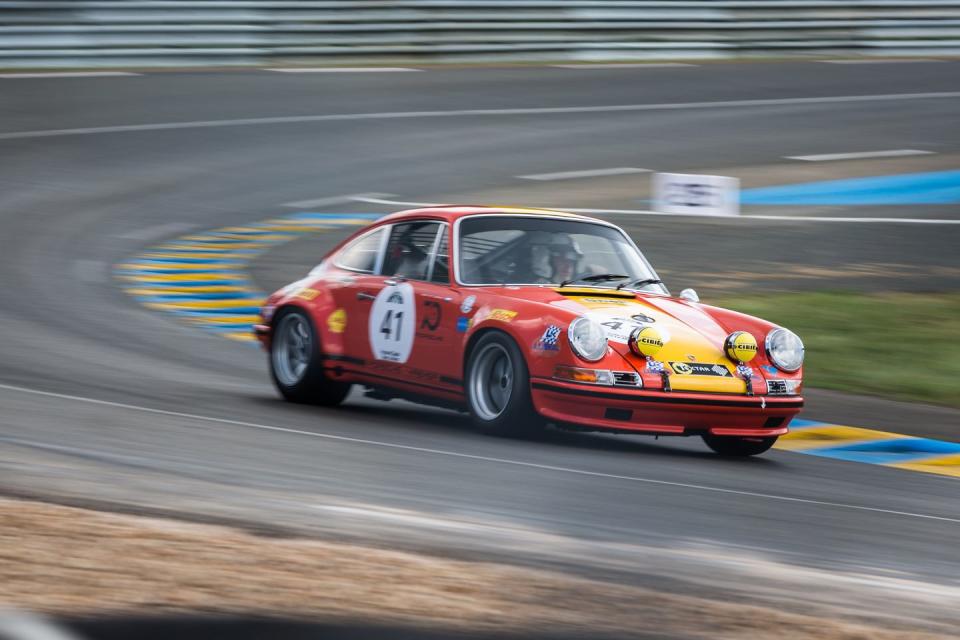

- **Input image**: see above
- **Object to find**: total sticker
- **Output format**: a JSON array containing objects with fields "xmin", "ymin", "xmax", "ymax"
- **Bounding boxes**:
[
  {"xmin": 369, "ymin": 282, "xmax": 416, "ymax": 363},
  {"xmin": 296, "ymin": 288, "xmax": 320, "ymax": 301}
]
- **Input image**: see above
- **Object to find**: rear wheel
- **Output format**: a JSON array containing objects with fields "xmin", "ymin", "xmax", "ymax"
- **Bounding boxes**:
[
  {"xmin": 702, "ymin": 433, "xmax": 777, "ymax": 457},
  {"xmin": 465, "ymin": 332, "xmax": 543, "ymax": 437},
  {"xmin": 270, "ymin": 308, "xmax": 351, "ymax": 406}
]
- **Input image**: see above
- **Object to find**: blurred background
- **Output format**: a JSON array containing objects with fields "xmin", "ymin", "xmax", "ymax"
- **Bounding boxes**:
[{"xmin": 1, "ymin": 2, "xmax": 958, "ymax": 639}]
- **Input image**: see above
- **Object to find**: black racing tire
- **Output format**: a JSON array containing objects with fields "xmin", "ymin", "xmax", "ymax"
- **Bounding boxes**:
[
  {"xmin": 702, "ymin": 434, "xmax": 778, "ymax": 457},
  {"xmin": 465, "ymin": 332, "xmax": 544, "ymax": 437},
  {"xmin": 269, "ymin": 308, "xmax": 351, "ymax": 406}
]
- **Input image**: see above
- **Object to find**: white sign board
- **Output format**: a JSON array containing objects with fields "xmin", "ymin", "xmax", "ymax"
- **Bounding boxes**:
[{"xmin": 653, "ymin": 172, "xmax": 740, "ymax": 217}]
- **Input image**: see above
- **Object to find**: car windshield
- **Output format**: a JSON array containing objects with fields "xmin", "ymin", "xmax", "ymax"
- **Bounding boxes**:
[{"xmin": 457, "ymin": 216, "xmax": 665, "ymax": 291}]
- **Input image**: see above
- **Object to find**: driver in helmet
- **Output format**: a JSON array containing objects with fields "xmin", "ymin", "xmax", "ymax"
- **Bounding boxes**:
[{"xmin": 528, "ymin": 232, "xmax": 584, "ymax": 283}]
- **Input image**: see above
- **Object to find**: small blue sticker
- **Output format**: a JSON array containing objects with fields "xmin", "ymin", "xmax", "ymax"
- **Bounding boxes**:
[
  {"xmin": 762, "ymin": 365, "xmax": 778, "ymax": 374},
  {"xmin": 457, "ymin": 316, "xmax": 470, "ymax": 332}
]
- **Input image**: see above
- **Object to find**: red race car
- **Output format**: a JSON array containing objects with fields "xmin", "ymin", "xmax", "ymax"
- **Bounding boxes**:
[{"xmin": 255, "ymin": 206, "xmax": 804, "ymax": 456}]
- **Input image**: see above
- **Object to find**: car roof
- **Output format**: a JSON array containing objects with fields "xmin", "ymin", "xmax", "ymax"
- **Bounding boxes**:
[{"xmin": 375, "ymin": 205, "xmax": 605, "ymax": 225}]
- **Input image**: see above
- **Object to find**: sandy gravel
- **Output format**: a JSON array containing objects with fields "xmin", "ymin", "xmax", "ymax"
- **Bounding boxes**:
[{"xmin": 0, "ymin": 498, "xmax": 950, "ymax": 639}]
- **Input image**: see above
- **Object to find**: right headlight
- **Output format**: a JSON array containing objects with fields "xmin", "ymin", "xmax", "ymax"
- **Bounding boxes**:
[
  {"xmin": 765, "ymin": 328, "xmax": 804, "ymax": 372},
  {"xmin": 567, "ymin": 316, "xmax": 608, "ymax": 362}
]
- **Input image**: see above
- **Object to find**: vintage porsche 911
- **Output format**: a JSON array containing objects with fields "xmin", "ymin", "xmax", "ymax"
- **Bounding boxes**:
[{"xmin": 254, "ymin": 206, "xmax": 804, "ymax": 456}]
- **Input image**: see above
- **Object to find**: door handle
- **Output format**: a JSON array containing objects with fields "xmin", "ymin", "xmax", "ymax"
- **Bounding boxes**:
[
  {"xmin": 423, "ymin": 294, "xmax": 453, "ymax": 303},
  {"xmin": 356, "ymin": 292, "xmax": 376, "ymax": 301},
  {"xmin": 384, "ymin": 277, "xmax": 407, "ymax": 286}
]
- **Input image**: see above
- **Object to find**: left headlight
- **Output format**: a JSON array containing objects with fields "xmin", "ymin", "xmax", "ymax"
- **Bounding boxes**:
[
  {"xmin": 568, "ymin": 316, "xmax": 608, "ymax": 362},
  {"xmin": 765, "ymin": 328, "xmax": 804, "ymax": 372}
]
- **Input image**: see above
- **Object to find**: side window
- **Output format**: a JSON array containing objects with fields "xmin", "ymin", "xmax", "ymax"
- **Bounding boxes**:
[
  {"xmin": 429, "ymin": 229, "xmax": 449, "ymax": 284},
  {"xmin": 382, "ymin": 221, "xmax": 441, "ymax": 281},
  {"xmin": 334, "ymin": 228, "xmax": 385, "ymax": 273}
]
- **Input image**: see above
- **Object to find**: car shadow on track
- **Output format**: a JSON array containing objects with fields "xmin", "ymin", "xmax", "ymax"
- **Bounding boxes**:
[{"xmin": 248, "ymin": 394, "xmax": 784, "ymax": 467}]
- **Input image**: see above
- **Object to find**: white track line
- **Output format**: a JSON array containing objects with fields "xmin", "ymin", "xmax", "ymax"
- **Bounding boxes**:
[
  {"xmin": 2, "ymin": 91, "xmax": 959, "ymax": 141},
  {"xmin": 785, "ymin": 149, "xmax": 935, "ymax": 162},
  {"xmin": 351, "ymin": 195, "xmax": 960, "ymax": 225},
  {"xmin": 0, "ymin": 72, "xmax": 141, "ymax": 78},
  {"xmin": 551, "ymin": 63, "xmax": 697, "ymax": 69},
  {"xmin": 517, "ymin": 167, "xmax": 651, "ymax": 181},
  {"xmin": 281, "ymin": 192, "xmax": 395, "ymax": 209},
  {"xmin": 821, "ymin": 59, "xmax": 945, "ymax": 64},
  {"xmin": 0, "ymin": 381, "xmax": 958, "ymax": 524},
  {"xmin": 266, "ymin": 67, "xmax": 421, "ymax": 73}
]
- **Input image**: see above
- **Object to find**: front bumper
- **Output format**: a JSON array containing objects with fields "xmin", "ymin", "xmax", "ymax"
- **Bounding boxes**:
[{"xmin": 531, "ymin": 378, "xmax": 801, "ymax": 437}]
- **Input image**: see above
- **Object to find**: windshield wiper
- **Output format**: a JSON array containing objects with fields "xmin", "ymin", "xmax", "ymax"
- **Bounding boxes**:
[
  {"xmin": 616, "ymin": 278, "xmax": 664, "ymax": 290},
  {"xmin": 559, "ymin": 274, "xmax": 631, "ymax": 288}
]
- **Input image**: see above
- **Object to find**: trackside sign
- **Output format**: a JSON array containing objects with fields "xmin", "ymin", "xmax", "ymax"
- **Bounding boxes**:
[{"xmin": 653, "ymin": 172, "xmax": 740, "ymax": 217}]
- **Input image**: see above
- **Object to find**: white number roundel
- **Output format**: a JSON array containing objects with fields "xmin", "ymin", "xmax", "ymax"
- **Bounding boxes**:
[{"xmin": 369, "ymin": 282, "xmax": 416, "ymax": 363}]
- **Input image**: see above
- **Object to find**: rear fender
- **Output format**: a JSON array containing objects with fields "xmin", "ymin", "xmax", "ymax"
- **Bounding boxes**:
[{"xmin": 272, "ymin": 285, "xmax": 340, "ymax": 354}]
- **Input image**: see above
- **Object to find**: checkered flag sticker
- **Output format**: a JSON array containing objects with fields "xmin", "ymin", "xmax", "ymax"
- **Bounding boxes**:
[{"xmin": 542, "ymin": 325, "xmax": 561, "ymax": 346}]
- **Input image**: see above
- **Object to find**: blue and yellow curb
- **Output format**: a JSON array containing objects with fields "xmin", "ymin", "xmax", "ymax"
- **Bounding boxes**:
[
  {"xmin": 776, "ymin": 418, "xmax": 960, "ymax": 479},
  {"xmin": 116, "ymin": 212, "xmax": 379, "ymax": 342}
]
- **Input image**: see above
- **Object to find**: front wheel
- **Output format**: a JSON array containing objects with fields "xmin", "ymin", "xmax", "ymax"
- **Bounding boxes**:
[
  {"xmin": 465, "ymin": 332, "xmax": 544, "ymax": 437},
  {"xmin": 702, "ymin": 433, "xmax": 777, "ymax": 457},
  {"xmin": 270, "ymin": 308, "xmax": 351, "ymax": 406}
]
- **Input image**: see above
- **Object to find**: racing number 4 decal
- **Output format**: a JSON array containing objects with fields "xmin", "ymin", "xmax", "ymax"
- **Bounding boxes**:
[
  {"xmin": 380, "ymin": 309, "xmax": 405, "ymax": 340},
  {"xmin": 369, "ymin": 282, "xmax": 416, "ymax": 363}
]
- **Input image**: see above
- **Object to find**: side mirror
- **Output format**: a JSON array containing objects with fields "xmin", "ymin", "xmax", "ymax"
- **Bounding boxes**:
[{"xmin": 679, "ymin": 288, "xmax": 700, "ymax": 303}]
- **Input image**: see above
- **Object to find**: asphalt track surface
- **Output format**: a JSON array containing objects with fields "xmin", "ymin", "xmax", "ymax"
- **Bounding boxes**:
[{"xmin": 2, "ymin": 61, "xmax": 960, "ymax": 625}]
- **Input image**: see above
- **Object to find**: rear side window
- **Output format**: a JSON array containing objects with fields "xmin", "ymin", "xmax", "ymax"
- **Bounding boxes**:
[
  {"xmin": 334, "ymin": 228, "xmax": 384, "ymax": 273},
  {"xmin": 382, "ymin": 221, "xmax": 442, "ymax": 281}
]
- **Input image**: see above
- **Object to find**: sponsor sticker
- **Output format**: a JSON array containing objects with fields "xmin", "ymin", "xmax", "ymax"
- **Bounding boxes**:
[
  {"xmin": 488, "ymin": 309, "xmax": 518, "ymax": 323},
  {"xmin": 369, "ymin": 361, "xmax": 438, "ymax": 382},
  {"xmin": 669, "ymin": 361, "xmax": 733, "ymax": 377},
  {"xmin": 456, "ymin": 316, "xmax": 472, "ymax": 332},
  {"xmin": 327, "ymin": 308, "xmax": 347, "ymax": 333},
  {"xmin": 646, "ymin": 359, "xmax": 665, "ymax": 374},
  {"xmin": 460, "ymin": 295, "xmax": 477, "ymax": 314},
  {"xmin": 419, "ymin": 300, "xmax": 442, "ymax": 331},
  {"xmin": 762, "ymin": 364, "xmax": 778, "ymax": 374},
  {"xmin": 594, "ymin": 316, "xmax": 651, "ymax": 344},
  {"xmin": 296, "ymin": 288, "xmax": 320, "ymax": 301},
  {"xmin": 416, "ymin": 300, "xmax": 443, "ymax": 341},
  {"xmin": 533, "ymin": 325, "xmax": 562, "ymax": 353},
  {"xmin": 631, "ymin": 313, "xmax": 655, "ymax": 324}
]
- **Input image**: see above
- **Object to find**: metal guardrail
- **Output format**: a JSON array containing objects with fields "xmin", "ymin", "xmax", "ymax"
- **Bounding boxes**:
[{"xmin": 1, "ymin": 1, "xmax": 959, "ymax": 68}]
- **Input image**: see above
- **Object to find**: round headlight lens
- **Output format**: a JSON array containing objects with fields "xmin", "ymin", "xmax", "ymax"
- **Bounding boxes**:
[
  {"xmin": 765, "ymin": 328, "xmax": 804, "ymax": 372},
  {"xmin": 568, "ymin": 317, "xmax": 608, "ymax": 362}
]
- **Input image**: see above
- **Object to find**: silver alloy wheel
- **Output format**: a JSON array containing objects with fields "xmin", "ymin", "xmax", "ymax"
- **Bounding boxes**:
[
  {"xmin": 469, "ymin": 342, "xmax": 514, "ymax": 421},
  {"xmin": 272, "ymin": 313, "xmax": 312, "ymax": 386}
]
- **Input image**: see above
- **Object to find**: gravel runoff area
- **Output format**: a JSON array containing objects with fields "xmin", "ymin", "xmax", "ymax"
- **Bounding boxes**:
[{"xmin": 0, "ymin": 498, "xmax": 953, "ymax": 640}]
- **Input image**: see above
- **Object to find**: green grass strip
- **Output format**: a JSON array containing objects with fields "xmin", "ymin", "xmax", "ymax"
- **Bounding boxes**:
[{"xmin": 716, "ymin": 292, "xmax": 960, "ymax": 408}]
